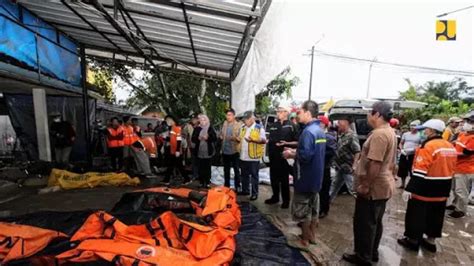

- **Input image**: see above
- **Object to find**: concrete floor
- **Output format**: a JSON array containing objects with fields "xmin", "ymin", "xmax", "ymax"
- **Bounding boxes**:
[
  {"xmin": 0, "ymin": 180, "xmax": 473, "ymax": 265},
  {"xmin": 251, "ymin": 184, "xmax": 474, "ymax": 266}
]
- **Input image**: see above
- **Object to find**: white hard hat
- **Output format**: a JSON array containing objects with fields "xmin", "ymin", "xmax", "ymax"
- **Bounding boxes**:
[
  {"xmin": 409, "ymin": 120, "xmax": 421, "ymax": 127},
  {"xmin": 417, "ymin": 119, "xmax": 446, "ymax": 133},
  {"xmin": 277, "ymin": 105, "xmax": 292, "ymax": 113}
]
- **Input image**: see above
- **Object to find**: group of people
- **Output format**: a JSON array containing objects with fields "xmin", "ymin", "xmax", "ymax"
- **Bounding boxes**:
[
  {"xmin": 56, "ymin": 100, "xmax": 473, "ymax": 265},
  {"xmin": 256, "ymin": 100, "xmax": 472, "ymax": 266},
  {"xmin": 106, "ymin": 116, "xmax": 154, "ymax": 176},
  {"xmin": 395, "ymin": 115, "xmax": 474, "ymax": 219}
]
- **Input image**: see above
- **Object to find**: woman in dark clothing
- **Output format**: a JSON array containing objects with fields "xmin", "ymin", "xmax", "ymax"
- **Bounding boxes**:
[{"xmin": 192, "ymin": 114, "xmax": 217, "ymax": 188}]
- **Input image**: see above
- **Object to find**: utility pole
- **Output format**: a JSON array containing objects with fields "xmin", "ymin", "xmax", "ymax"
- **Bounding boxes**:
[
  {"xmin": 366, "ymin": 57, "xmax": 377, "ymax": 99},
  {"xmin": 308, "ymin": 45, "xmax": 315, "ymax": 100},
  {"xmin": 304, "ymin": 35, "xmax": 324, "ymax": 100}
]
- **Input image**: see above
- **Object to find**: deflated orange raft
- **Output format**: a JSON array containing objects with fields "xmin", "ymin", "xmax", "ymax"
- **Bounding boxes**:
[
  {"xmin": 0, "ymin": 186, "xmax": 241, "ymax": 265},
  {"xmin": 0, "ymin": 223, "xmax": 67, "ymax": 264}
]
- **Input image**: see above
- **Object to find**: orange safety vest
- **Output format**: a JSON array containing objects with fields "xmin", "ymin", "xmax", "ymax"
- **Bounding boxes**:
[
  {"xmin": 107, "ymin": 127, "xmax": 124, "ymax": 148},
  {"xmin": 169, "ymin": 125, "xmax": 182, "ymax": 155},
  {"xmin": 407, "ymin": 137, "xmax": 457, "ymax": 201},
  {"xmin": 454, "ymin": 133, "xmax": 474, "ymax": 174},
  {"xmin": 0, "ymin": 222, "xmax": 67, "ymax": 264},
  {"xmin": 123, "ymin": 125, "xmax": 140, "ymax": 146},
  {"xmin": 141, "ymin": 137, "xmax": 157, "ymax": 157}
]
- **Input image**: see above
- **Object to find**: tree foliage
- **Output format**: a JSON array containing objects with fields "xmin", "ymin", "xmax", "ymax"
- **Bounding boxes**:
[
  {"xmin": 398, "ymin": 78, "xmax": 473, "ymax": 125},
  {"xmin": 88, "ymin": 59, "xmax": 299, "ymax": 124},
  {"xmin": 87, "ymin": 62, "xmax": 115, "ymax": 103},
  {"xmin": 103, "ymin": 61, "xmax": 231, "ymax": 124},
  {"xmin": 255, "ymin": 67, "xmax": 300, "ymax": 114}
]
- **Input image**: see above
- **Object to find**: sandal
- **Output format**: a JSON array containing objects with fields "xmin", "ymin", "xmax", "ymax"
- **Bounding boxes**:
[
  {"xmin": 287, "ymin": 238, "xmax": 310, "ymax": 252},
  {"xmin": 299, "ymin": 234, "xmax": 317, "ymax": 245}
]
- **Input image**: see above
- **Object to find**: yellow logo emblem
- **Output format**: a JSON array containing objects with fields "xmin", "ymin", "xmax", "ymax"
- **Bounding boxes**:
[{"xmin": 436, "ymin": 20, "xmax": 456, "ymax": 41}]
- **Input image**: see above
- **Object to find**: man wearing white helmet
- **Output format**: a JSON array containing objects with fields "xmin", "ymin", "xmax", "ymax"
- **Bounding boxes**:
[{"xmin": 398, "ymin": 119, "xmax": 457, "ymax": 253}]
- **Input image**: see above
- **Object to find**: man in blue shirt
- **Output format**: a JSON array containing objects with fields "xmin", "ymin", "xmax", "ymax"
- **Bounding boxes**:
[{"xmin": 283, "ymin": 100, "xmax": 326, "ymax": 250}]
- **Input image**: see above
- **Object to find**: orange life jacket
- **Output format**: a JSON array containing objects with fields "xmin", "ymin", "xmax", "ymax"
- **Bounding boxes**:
[
  {"xmin": 141, "ymin": 137, "xmax": 157, "ymax": 158},
  {"xmin": 454, "ymin": 133, "xmax": 474, "ymax": 174},
  {"xmin": 407, "ymin": 137, "xmax": 457, "ymax": 200},
  {"xmin": 0, "ymin": 222, "xmax": 67, "ymax": 264},
  {"xmin": 107, "ymin": 126, "xmax": 124, "ymax": 148},
  {"xmin": 168, "ymin": 125, "xmax": 182, "ymax": 155},
  {"xmin": 124, "ymin": 125, "xmax": 140, "ymax": 146}
]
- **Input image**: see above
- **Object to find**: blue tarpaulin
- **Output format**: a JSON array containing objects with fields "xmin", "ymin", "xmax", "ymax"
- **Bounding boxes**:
[
  {"xmin": 37, "ymin": 36, "xmax": 81, "ymax": 86},
  {"xmin": 0, "ymin": 0, "xmax": 81, "ymax": 89},
  {"xmin": 0, "ymin": 15, "xmax": 38, "ymax": 70}
]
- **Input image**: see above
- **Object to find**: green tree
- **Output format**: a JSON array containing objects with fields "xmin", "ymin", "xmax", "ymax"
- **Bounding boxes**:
[
  {"xmin": 109, "ymin": 62, "xmax": 231, "ymax": 124},
  {"xmin": 398, "ymin": 78, "xmax": 473, "ymax": 124},
  {"xmin": 255, "ymin": 67, "xmax": 300, "ymax": 114},
  {"xmin": 87, "ymin": 62, "xmax": 115, "ymax": 103}
]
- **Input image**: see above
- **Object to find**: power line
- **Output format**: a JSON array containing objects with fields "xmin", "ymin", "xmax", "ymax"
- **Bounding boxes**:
[
  {"xmin": 437, "ymin": 5, "xmax": 474, "ymax": 17},
  {"xmin": 313, "ymin": 50, "xmax": 474, "ymax": 77},
  {"xmin": 321, "ymin": 55, "xmax": 469, "ymax": 76}
]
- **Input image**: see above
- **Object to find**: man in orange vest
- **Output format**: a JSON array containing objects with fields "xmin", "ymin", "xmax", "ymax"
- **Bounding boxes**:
[
  {"xmin": 163, "ymin": 115, "xmax": 187, "ymax": 184},
  {"xmin": 398, "ymin": 119, "xmax": 457, "ymax": 253},
  {"xmin": 122, "ymin": 116, "xmax": 140, "ymax": 171},
  {"xmin": 449, "ymin": 111, "xmax": 474, "ymax": 218},
  {"xmin": 107, "ymin": 117, "xmax": 124, "ymax": 171}
]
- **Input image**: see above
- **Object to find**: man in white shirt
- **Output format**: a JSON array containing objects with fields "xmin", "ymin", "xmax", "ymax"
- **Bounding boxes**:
[{"xmin": 239, "ymin": 111, "xmax": 267, "ymax": 201}]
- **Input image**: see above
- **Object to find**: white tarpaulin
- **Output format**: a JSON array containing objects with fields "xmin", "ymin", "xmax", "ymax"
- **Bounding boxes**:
[
  {"xmin": 210, "ymin": 166, "xmax": 294, "ymax": 186},
  {"xmin": 231, "ymin": 0, "xmax": 295, "ymax": 115}
]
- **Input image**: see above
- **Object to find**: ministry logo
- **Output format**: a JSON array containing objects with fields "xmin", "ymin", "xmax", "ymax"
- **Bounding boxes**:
[{"xmin": 436, "ymin": 20, "xmax": 456, "ymax": 41}]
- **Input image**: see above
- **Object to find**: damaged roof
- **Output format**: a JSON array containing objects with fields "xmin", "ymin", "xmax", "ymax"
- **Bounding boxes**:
[{"xmin": 17, "ymin": 0, "xmax": 272, "ymax": 80}]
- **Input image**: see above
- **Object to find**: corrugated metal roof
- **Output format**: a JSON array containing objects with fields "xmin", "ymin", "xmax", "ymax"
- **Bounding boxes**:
[{"xmin": 17, "ymin": 0, "xmax": 271, "ymax": 80}]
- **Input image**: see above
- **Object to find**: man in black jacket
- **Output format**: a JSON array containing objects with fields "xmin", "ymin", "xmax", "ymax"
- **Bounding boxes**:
[
  {"xmin": 318, "ymin": 115, "xmax": 337, "ymax": 218},
  {"xmin": 265, "ymin": 106, "xmax": 298, "ymax": 209},
  {"xmin": 50, "ymin": 112, "xmax": 76, "ymax": 166}
]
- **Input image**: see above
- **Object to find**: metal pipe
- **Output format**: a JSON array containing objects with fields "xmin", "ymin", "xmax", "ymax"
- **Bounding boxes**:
[
  {"xmin": 80, "ymin": 45, "xmax": 91, "ymax": 165},
  {"xmin": 366, "ymin": 57, "xmax": 377, "ymax": 99},
  {"xmin": 308, "ymin": 45, "xmax": 314, "ymax": 100},
  {"xmin": 182, "ymin": 3, "xmax": 199, "ymax": 65},
  {"xmin": 89, "ymin": 0, "xmax": 169, "ymax": 109}
]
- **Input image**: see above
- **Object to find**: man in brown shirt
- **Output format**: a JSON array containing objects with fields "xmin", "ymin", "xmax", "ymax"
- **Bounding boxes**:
[{"xmin": 343, "ymin": 101, "xmax": 397, "ymax": 266}]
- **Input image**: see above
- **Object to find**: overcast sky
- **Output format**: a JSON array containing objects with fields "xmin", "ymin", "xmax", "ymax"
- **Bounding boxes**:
[
  {"xmin": 281, "ymin": 0, "xmax": 473, "ymax": 103},
  {"xmin": 115, "ymin": 0, "xmax": 473, "ymax": 103}
]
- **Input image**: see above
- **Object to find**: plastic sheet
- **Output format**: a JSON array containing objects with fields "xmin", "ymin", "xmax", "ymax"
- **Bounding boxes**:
[
  {"xmin": 0, "ymin": 187, "xmax": 241, "ymax": 265},
  {"xmin": 4, "ymin": 94, "xmax": 96, "ymax": 161},
  {"xmin": 231, "ymin": 1, "xmax": 293, "ymax": 115},
  {"xmin": 0, "ymin": 1, "xmax": 81, "ymax": 88},
  {"xmin": 0, "ymin": 188, "xmax": 308, "ymax": 265},
  {"xmin": 0, "ymin": 15, "xmax": 38, "ymax": 71},
  {"xmin": 210, "ymin": 166, "xmax": 293, "ymax": 186},
  {"xmin": 233, "ymin": 202, "xmax": 309, "ymax": 265},
  {"xmin": 37, "ymin": 36, "xmax": 81, "ymax": 86}
]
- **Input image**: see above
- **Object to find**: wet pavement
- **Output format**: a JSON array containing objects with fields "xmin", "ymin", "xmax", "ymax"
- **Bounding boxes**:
[
  {"xmin": 0, "ymin": 179, "xmax": 472, "ymax": 265},
  {"xmin": 251, "ymin": 183, "xmax": 474, "ymax": 265}
]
